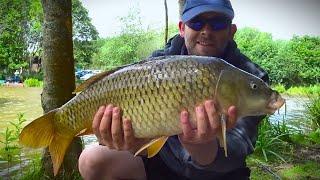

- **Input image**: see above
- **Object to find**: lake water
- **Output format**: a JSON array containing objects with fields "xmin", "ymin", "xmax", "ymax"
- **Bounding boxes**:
[
  {"xmin": 0, "ymin": 86, "xmax": 311, "ymax": 176},
  {"xmin": 0, "ymin": 87, "xmax": 43, "ymax": 133},
  {"xmin": 269, "ymin": 95, "xmax": 311, "ymax": 131}
]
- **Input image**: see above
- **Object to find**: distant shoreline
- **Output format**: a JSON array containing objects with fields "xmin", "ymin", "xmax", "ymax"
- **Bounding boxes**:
[{"xmin": 1, "ymin": 82, "xmax": 24, "ymax": 87}]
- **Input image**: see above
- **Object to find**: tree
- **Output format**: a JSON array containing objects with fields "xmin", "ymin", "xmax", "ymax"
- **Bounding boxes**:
[
  {"xmin": 92, "ymin": 8, "xmax": 156, "ymax": 69},
  {"xmin": 235, "ymin": 27, "xmax": 320, "ymax": 86},
  {"xmin": 27, "ymin": 0, "xmax": 44, "ymax": 57},
  {"xmin": 164, "ymin": 0, "xmax": 168, "ymax": 45},
  {"xmin": 0, "ymin": 0, "xmax": 29, "ymax": 74},
  {"xmin": 178, "ymin": 0, "xmax": 185, "ymax": 18},
  {"xmin": 40, "ymin": 0, "xmax": 82, "ymax": 178},
  {"xmin": 289, "ymin": 36, "xmax": 320, "ymax": 85},
  {"xmin": 72, "ymin": 0, "xmax": 99, "ymax": 69},
  {"xmin": 0, "ymin": 0, "xmax": 98, "ymax": 76}
]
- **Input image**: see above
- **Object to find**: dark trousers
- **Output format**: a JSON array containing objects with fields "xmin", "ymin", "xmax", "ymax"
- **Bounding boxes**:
[{"xmin": 142, "ymin": 155, "xmax": 250, "ymax": 180}]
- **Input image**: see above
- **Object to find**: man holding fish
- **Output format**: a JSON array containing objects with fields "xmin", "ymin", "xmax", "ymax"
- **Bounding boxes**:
[{"xmin": 78, "ymin": 0, "xmax": 278, "ymax": 179}]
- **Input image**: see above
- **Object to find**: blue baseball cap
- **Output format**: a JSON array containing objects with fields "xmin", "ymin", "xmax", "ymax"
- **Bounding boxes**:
[{"xmin": 181, "ymin": 0, "xmax": 234, "ymax": 23}]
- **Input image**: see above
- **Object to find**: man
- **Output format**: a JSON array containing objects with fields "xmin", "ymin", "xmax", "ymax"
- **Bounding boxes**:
[{"xmin": 78, "ymin": 0, "xmax": 269, "ymax": 179}]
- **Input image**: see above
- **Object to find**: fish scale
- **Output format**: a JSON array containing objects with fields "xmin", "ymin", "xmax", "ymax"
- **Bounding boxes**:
[{"xmin": 82, "ymin": 58, "xmax": 208, "ymax": 137}]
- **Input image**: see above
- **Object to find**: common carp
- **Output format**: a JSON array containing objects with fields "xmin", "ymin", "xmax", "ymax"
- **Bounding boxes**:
[{"xmin": 19, "ymin": 55, "xmax": 285, "ymax": 175}]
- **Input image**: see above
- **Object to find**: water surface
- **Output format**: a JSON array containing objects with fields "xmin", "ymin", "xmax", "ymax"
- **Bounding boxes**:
[{"xmin": 0, "ymin": 87, "xmax": 43, "ymax": 133}]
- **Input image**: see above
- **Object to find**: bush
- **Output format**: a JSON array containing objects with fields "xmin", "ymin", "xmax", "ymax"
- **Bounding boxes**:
[
  {"xmin": 279, "ymin": 85, "xmax": 320, "ymax": 96},
  {"xmin": 0, "ymin": 72, "xmax": 5, "ymax": 80},
  {"xmin": 24, "ymin": 78, "xmax": 43, "ymax": 87},
  {"xmin": 235, "ymin": 28, "xmax": 320, "ymax": 86},
  {"xmin": 22, "ymin": 71, "xmax": 43, "ymax": 81},
  {"xmin": 272, "ymin": 84, "xmax": 286, "ymax": 94}
]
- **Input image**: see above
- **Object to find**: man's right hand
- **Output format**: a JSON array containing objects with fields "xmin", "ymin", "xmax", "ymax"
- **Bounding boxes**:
[{"xmin": 92, "ymin": 104, "xmax": 150, "ymax": 154}]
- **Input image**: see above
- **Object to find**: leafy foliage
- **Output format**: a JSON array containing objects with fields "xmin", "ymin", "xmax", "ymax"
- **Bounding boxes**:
[
  {"xmin": 24, "ymin": 78, "xmax": 43, "ymax": 87},
  {"xmin": 0, "ymin": 0, "xmax": 98, "ymax": 76},
  {"xmin": 235, "ymin": 27, "xmax": 320, "ymax": 86},
  {"xmin": 0, "ymin": 0, "xmax": 30, "ymax": 73},
  {"xmin": 0, "ymin": 113, "xmax": 26, "ymax": 177},
  {"xmin": 72, "ymin": 0, "xmax": 99, "ymax": 69},
  {"xmin": 92, "ymin": 8, "xmax": 179, "ymax": 69},
  {"xmin": 286, "ymin": 85, "xmax": 320, "ymax": 96}
]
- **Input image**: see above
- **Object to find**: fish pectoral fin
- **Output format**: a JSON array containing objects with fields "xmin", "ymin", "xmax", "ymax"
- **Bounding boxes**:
[
  {"xmin": 134, "ymin": 136, "xmax": 168, "ymax": 158},
  {"xmin": 217, "ymin": 134, "xmax": 224, "ymax": 148},
  {"xmin": 49, "ymin": 131, "xmax": 74, "ymax": 176},
  {"xmin": 147, "ymin": 136, "xmax": 169, "ymax": 158},
  {"xmin": 221, "ymin": 114, "xmax": 228, "ymax": 157},
  {"xmin": 76, "ymin": 127, "xmax": 93, "ymax": 136}
]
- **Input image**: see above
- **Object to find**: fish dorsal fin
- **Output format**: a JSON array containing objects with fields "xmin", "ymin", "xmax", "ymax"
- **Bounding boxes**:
[
  {"xmin": 74, "ymin": 70, "xmax": 114, "ymax": 93},
  {"xmin": 73, "ymin": 59, "xmax": 152, "ymax": 93},
  {"xmin": 134, "ymin": 136, "xmax": 168, "ymax": 158}
]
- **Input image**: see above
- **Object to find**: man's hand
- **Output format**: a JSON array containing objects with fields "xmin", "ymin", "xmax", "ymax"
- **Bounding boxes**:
[
  {"xmin": 92, "ymin": 104, "xmax": 149, "ymax": 154},
  {"xmin": 178, "ymin": 100, "xmax": 237, "ymax": 166}
]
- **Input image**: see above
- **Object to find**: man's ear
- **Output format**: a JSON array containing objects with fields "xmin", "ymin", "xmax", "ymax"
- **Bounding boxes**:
[
  {"xmin": 230, "ymin": 24, "xmax": 237, "ymax": 39},
  {"xmin": 178, "ymin": 21, "xmax": 185, "ymax": 37}
]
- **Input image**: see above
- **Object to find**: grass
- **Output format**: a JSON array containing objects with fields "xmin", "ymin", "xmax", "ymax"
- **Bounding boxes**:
[
  {"xmin": 18, "ymin": 152, "xmax": 43, "ymax": 180},
  {"xmin": 306, "ymin": 95, "xmax": 320, "ymax": 130},
  {"xmin": 248, "ymin": 95, "xmax": 320, "ymax": 179},
  {"xmin": 272, "ymin": 84, "xmax": 320, "ymax": 96},
  {"xmin": 278, "ymin": 161, "xmax": 320, "ymax": 179},
  {"xmin": 247, "ymin": 158, "xmax": 278, "ymax": 180},
  {"xmin": 254, "ymin": 117, "xmax": 294, "ymax": 162},
  {"xmin": 248, "ymin": 158, "xmax": 320, "ymax": 180},
  {"xmin": 0, "ymin": 113, "xmax": 83, "ymax": 180}
]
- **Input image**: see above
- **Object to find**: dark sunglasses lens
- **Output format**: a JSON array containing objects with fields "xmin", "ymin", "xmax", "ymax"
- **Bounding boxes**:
[
  {"xmin": 209, "ymin": 21, "xmax": 229, "ymax": 30},
  {"xmin": 187, "ymin": 18, "xmax": 230, "ymax": 31},
  {"xmin": 186, "ymin": 21, "xmax": 204, "ymax": 31}
]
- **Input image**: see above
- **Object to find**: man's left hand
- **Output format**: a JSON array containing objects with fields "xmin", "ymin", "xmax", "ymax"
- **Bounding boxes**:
[{"xmin": 178, "ymin": 100, "xmax": 237, "ymax": 165}]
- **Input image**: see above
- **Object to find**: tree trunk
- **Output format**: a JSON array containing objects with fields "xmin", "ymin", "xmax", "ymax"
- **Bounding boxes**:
[
  {"xmin": 164, "ymin": 0, "xmax": 168, "ymax": 45},
  {"xmin": 40, "ymin": 0, "xmax": 82, "ymax": 178},
  {"xmin": 178, "ymin": 0, "xmax": 185, "ymax": 19}
]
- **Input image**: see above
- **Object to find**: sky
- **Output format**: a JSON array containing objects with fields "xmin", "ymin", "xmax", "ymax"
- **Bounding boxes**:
[{"xmin": 81, "ymin": 0, "xmax": 320, "ymax": 40}]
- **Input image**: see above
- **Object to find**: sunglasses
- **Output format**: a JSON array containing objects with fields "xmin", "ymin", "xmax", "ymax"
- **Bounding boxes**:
[{"xmin": 186, "ymin": 17, "xmax": 231, "ymax": 31}]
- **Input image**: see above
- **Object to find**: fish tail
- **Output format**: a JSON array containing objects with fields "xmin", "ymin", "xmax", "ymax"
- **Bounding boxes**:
[
  {"xmin": 49, "ymin": 130, "xmax": 74, "ymax": 176},
  {"xmin": 19, "ymin": 109, "xmax": 74, "ymax": 176},
  {"xmin": 19, "ymin": 109, "xmax": 57, "ymax": 148}
]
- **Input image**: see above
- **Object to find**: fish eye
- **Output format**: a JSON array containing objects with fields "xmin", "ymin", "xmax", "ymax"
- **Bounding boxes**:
[{"xmin": 250, "ymin": 82, "xmax": 257, "ymax": 90}]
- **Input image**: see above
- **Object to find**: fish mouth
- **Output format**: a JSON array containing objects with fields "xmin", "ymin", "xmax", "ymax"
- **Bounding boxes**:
[{"xmin": 266, "ymin": 91, "xmax": 285, "ymax": 114}]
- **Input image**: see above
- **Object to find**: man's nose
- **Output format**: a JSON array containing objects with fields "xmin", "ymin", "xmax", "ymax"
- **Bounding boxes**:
[{"xmin": 200, "ymin": 23, "xmax": 212, "ymax": 34}]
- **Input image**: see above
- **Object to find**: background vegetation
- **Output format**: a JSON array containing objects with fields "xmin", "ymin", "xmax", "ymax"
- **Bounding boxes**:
[
  {"xmin": 1, "ymin": 0, "xmax": 319, "ymax": 89},
  {"xmin": 0, "ymin": 0, "xmax": 98, "ymax": 78},
  {"xmin": 235, "ymin": 28, "xmax": 319, "ymax": 86}
]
